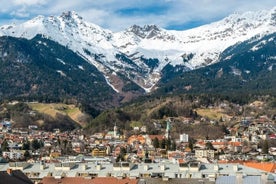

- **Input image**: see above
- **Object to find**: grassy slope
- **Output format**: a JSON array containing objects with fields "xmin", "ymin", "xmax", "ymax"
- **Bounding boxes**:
[
  {"xmin": 28, "ymin": 103, "xmax": 87, "ymax": 127},
  {"xmin": 196, "ymin": 108, "xmax": 231, "ymax": 121}
]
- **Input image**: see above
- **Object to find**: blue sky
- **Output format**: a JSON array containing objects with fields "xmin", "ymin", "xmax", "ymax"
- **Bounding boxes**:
[{"xmin": 0, "ymin": 0, "xmax": 275, "ymax": 31}]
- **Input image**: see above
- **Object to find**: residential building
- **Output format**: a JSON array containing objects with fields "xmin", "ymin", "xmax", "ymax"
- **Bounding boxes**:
[
  {"xmin": 91, "ymin": 146, "xmax": 107, "ymax": 157},
  {"xmin": 195, "ymin": 149, "xmax": 215, "ymax": 159},
  {"xmin": 0, "ymin": 162, "xmax": 274, "ymax": 183},
  {"xmin": 180, "ymin": 133, "xmax": 189, "ymax": 142},
  {"xmin": 2, "ymin": 151, "xmax": 24, "ymax": 160}
]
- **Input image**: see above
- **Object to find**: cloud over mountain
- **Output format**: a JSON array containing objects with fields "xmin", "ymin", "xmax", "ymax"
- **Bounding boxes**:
[{"xmin": 0, "ymin": 0, "xmax": 275, "ymax": 31}]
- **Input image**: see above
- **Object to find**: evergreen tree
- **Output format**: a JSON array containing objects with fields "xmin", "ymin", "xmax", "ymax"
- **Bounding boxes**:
[
  {"xmin": 63, "ymin": 139, "xmax": 68, "ymax": 150},
  {"xmin": 161, "ymin": 139, "xmax": 166, "ymax": 149},
  {"xmin": 145, "ymin": 149, "xmax": 149, "ymax": 159},
  {"xmin": 65, "ymin": 141, "xmax": 73, "ymax": 155},
  {"xmin": 188, "ymin": 139, "xmax": 194, "ymax": 151},
  {"xmin": 31, "ymin": 139, "xmax": 41, "ymax": 150},
  {"xmin": 1, "ymin": 139, "xmax": 9, "ymax": 151},
  {"xmin": 194, "ymin": 111, "xmax": 198, "ymax": 118},
  {"xmin": 120, "ymin": 147, "xmax": 126, "ymax": 160},
  {"xmin": 39, "ymin": 140, "xmax": 44, "ymax": 148},
  {"xmin": 261, "ymin": 140, "xmax": 269, "ymax": 154},
  {"xmin": 166, "ymin": 138, "xmax": 172, "ymax": 150},
  {"xmin": 24, "ymin": 150, "xmax": 31, "ymax": 160},
  {"xmin": 22, "ymin": 140, "xmax": 30, "ymax": 150},
  {"xmin": 57, "ymin": 137, "xmax": 61, "ymax": 146},
  {"xmin": 171, "ymin": 140, "xmax": 177, "ymax": 151},
  {"xmin": 153, "ymin": 137, "xmax": 160, "ymax": 149},
  {"xmin": 205, "ymin": 142, "xmax": 215, "ymax": 150},
  {"xmin": 116, "ymin": 147, "xmax": 126, "ymax": 162}
]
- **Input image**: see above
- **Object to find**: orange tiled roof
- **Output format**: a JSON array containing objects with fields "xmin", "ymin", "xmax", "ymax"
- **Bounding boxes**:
[
  {"xmin": 127, "ymin": 135, "xmax": 146, "ymax": 144},
  {"xmin": 148, "ymin": 135, "xmax": 164, "ymax": 141},
  {"xmin": 244, "ymin": 162, "xmax": 276, "ymax": 173},
  {"xmin": 178, "ymin": 158, "xmax": 185, "ymax": 163},
  {"xmin": 212, "ymin": 142, "xmax": 225, "ymax": 145},
  {"xmin": 184, "ymin": 147, "xmax": 192, "ymax": 152},
  {"xmin": 229, "ymin": 142, "xmax": 242, "ymax": 147}
]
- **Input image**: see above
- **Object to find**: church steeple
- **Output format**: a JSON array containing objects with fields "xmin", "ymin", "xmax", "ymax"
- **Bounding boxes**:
[
  {"xmin": 114, "ymin": 122, "xmax": 118, "ymax": 138},
  {"xmin": 165, "ymin": 119, "xmax": 171, "ymax": 139}
]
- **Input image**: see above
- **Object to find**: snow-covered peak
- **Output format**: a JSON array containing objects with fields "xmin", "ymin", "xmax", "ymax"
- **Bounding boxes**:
[
  {"xmin": 60, "ymin": 11, "xmax": 82, "ymax": 21},
  {"xmin": 0, "ymin": 11, "xmax": 112, "ymax": 42},
  {"xmin": 0, "ymin": 7, "xmax": 275, "ymax": 93},
  {"xmin": 126, "ymin": 24, "xmax": 161, "ymax": 39},
  {"xmin": 215, "ymin": 7, "xmax": 275, "ymax": 31},
  {"xmin": 127, "ymin": 24, "xmax": 160, "ymax": 32}
]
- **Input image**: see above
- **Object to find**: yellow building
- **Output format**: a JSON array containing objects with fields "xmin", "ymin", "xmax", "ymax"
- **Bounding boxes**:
[
  {"xmin": 91, "ymin": 146, "xmax": 107, "ymax": 157},
  {"xmin": 50, "ymin": 152, "xmax": 61, "ymax": 158}
]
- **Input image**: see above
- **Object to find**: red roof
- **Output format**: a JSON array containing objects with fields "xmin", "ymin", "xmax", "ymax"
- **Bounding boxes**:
[
  {"xmin": 229, "ymin": 142, "xmax": 242, "ymax": 147},
  {"xmin": 217, "ymin": 161, "xmax": 276, "ymax": 173},
  {"xmin": 148, "ymin": 135, "xmax": 164, "ymax": 141},
  {"xmin": 244, "ymin": 162, "xmax": 276, "ymax": 173},
  {"xmin": 127, "ymin": 135, "xmax": 146, "ymax": 144},
  {"xmin": 212, "ymin": 142, "xmax": 225, "ymax": 145}
]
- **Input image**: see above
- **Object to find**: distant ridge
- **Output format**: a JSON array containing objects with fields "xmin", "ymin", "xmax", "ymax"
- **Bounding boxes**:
[
  {"xmin": 0, "ymin": 8, "xmax": 275, "ymax": 108},
  {"xmin": 0, "ymin": 7, "xmax": 275, "ymax": 92}
]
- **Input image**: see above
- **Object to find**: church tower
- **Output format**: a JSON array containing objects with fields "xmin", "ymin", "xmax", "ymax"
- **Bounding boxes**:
[
  {"xmin": 165, "ymin": 119, "xmax": 171, "ymax": 139},
  {"xmin": 114, "ymin": 122, "xmax": 118, "ymax": 138}
]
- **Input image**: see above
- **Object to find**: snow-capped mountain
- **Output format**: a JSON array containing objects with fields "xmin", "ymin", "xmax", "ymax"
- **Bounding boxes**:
[
  {"xmin": 1, "ymin": 7, "xmax": 275, "ymax": 93},
  {"xmin": 155, "ymin": 32, "xmax": 276, "ymax": 95}
]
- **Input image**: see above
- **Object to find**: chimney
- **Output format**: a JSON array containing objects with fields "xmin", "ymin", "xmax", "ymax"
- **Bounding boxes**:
[
  {"xmin": 96, "ymin": 164, "xmax": 101, "ymax": 171},
  {"xmin": 40, "ymin": 162, "xmax": 46, "ymax": 170},
  {"xmin": 233, "ymin": 164, "xmax": 238, "ymax": 172},
  {"xmin": 7, "ymin": 168, "xmax": 13, "ymax": 175},
  {"xmin": 40, "ymin": 164, "xmax": 45, "ymax": 170},
  {"xmin": 81, "ymin": 164, "xmax": 87, "ymax": 171},
  {"xmin": 214, "ymin": 164, "xmax": 219, "ymax": 171},
  {"xmin": 144, "ymin": 165, "xmax": 148, "ymax": 171}
]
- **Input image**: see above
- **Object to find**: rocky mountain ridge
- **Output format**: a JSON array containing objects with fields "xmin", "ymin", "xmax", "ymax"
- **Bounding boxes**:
[{"xmin": 0, "ymin": 7, "xmax": 276, "ymax": 93}]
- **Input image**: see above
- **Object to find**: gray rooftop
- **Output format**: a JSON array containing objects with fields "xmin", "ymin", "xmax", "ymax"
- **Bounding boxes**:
[{"xmin": 0, "ymin": 162, "xmax": 274, "ymax": 182}]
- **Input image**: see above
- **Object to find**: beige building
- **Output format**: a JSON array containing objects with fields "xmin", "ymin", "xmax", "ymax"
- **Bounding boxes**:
[{"xmin": 195, "ymin": 149, "xmax": 215, "ymax": 159}]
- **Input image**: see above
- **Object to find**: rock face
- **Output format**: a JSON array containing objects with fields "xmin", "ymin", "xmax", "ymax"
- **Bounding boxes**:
[{"xmin": 0, "ymin": 7, "xmax": 276, "ymax": 93}]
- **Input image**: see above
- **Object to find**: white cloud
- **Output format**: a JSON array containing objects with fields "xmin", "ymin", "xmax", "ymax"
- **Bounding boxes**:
[
  {"xmin": 12, "ymin": 0, "xmax": 47, "ymax": 6},
  {"xmin": 78, "ymin": 9, "xmax": 111, "ymax": 27},
  {"xmin": 0, "ymin": 0, "xmax": 275, "ymax": 31},
  {"xmin": 10, "ymin": 8, "xmax": 30, "ymax": 18}
]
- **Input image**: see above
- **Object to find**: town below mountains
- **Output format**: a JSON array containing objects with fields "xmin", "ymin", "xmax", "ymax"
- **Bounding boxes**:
[
  {"xmin": 0, "ymin": 95, "xmax": 276, "ymax": 183},
  {"xmin": 0, "ymin": 6, "xmax": 276, "ymax": 184}
]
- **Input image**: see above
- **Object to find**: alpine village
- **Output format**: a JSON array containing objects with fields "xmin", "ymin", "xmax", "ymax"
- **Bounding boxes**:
[{"xmin": 0, "ymin": 5, "xmax": 276, "ymax": 184}]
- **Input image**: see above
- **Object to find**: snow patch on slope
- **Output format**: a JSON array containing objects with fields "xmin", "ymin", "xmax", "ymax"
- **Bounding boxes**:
[
  {"xmin": 78, "ymin": 65, "xmax": 84, "ymax": 70},
  {"xmin": 57, "ymin": 70, "xmax": 66, "ymax": 77},
  {"xmin": 0, "ymin": 7, "xmax": 275, "ymax": 92},
  {"xmin": 104, "ymin": 76, "xmax": 119, "ymax": 93},
  {"xmin": 57, "ymin": 58, "xmax": 66, "ymax": 65}
]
